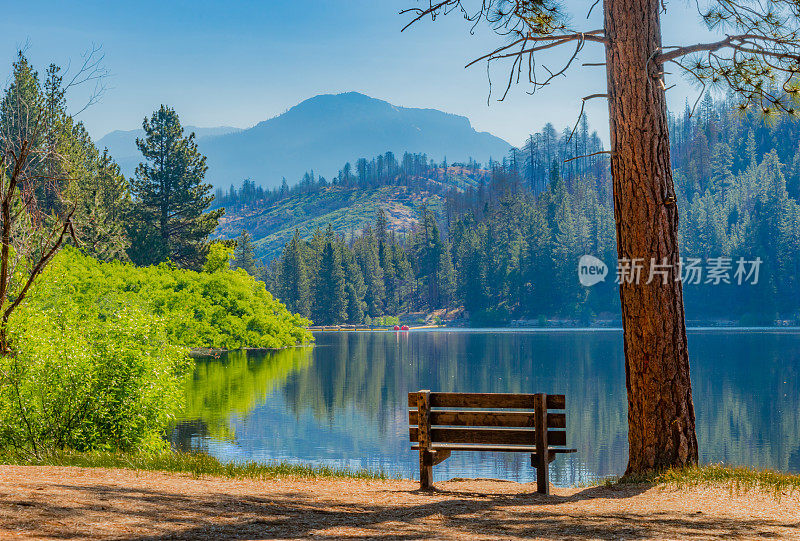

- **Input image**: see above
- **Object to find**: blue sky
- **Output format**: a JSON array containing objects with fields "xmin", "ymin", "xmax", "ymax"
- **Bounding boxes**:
[{"xmin": 0, "ymin": 1, "xmax": 716, "ymax": 147}]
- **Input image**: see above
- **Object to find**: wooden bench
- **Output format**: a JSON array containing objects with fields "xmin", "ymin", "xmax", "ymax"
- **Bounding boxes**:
[{"xmin": 408, "ymin": 391, "xmax": 576, "ymax": 494}]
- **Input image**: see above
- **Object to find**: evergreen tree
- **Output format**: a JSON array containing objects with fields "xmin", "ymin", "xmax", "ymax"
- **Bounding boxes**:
[
  {"xmin": 232, "ymin": 229, "xmax": 258, "ymax": 275},
  {"xmin": 710, "ymin": 143, "xmax": 734, "ymax": 192},
  {"xmin": 71, "ymin": 144, "xmax": 131, "ymax": 261},
  {"xmin": 314, "ymin": 228, "xmax": 347, "ymax": 324},
  {"xmin": 354, "ymin": 227, "xmax": 385, "ymax": 316},
  {"xmin": 276, "ymin": 230, "xmax": 311, "ymax": 318},
  {"xmin": 412, "ymin": 207, "xmax": 451, "ymax": 309},
  {"xmin": 339, "ymin": 239, "xmax": 367, "ymax": 324},
  {"xmin": 129, "ymin": 105, "xmax": 223, "ymax": 269},
  {"xmin": 1, "ymin": 52, "xmax": 132, "ymax": 262},
  {"xmin": 0, "ymin": 52, "xmax": 43, "ymax": 153}
]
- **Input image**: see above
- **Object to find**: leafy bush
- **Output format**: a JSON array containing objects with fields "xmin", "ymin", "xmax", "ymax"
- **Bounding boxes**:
[
  {"xmin": 0, "ymin": 292, "xmax": 191, "ymax": 455},
  {"xmin": 37, "ymin": 248, "xmax": 313, "ymax": 349},
  {"xmin": 203, "ymin": 241, "xmax": 235, "ymax": 273},
  {"xmin": 0, "ymin": 248, "xmax": 314, "ymax": 456},
  {"xmin": 372, "ymin": 315, "xmax": 400, "ymax": 327}
]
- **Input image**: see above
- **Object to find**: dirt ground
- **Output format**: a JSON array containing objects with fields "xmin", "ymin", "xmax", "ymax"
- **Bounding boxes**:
[{"xmin": 1, "ymin": 466, "xmax": 799, "ymax": 540}]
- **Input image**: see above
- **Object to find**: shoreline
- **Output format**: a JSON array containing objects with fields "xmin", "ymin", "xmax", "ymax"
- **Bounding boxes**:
[{"xmin": 308, "ymin": 325, "xmax": 800, "ymax": 333}]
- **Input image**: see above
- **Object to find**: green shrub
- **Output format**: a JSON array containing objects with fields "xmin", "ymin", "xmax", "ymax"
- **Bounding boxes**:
[
  {"xmin": 203, "ymin": 241, "xmax": 234, "ymax": 273},
  {"xmin": 0, "ymin": 292, "xmax": 191, "ymax": 456},
  {"xmin": 35, "ymin": 248, "xmax": 313, "ymax": 349},
  {"xmin": 0, "ymin": 248, "xmax": 314, "ymax": 457}
]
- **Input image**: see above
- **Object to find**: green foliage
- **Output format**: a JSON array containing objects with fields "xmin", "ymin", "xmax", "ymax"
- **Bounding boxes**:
[
  {"xmin": 33, "ymin": 248, "xmax": 313, "ymax": 350},
  {"xmin": 0, "ymin": 282, "xmax": 191, "ymax": 456},
  {"xmin": 372, "ymin": 315, "xmax": 400, "ymax": 326},
  {"xmin": 203, "ymin": 241, "xmax": 234, "ymax": 273},
  {"xmin": 232, "ymin": 229, "xmax": 258, "ymax": 275},
  {"xmin": 0, "ymin": 449, "xmax": 389, "ymax": 480},
  {"xmin": 129, "ymin": 105, "xmax": 224, "ymax": 269},
  {"xmin": 260, "ymin": 98, "xmax": 800, "ymax": 324},
  {"xmin": 274, "ymin": 230, "xmax": 312, "ymax": 318},
  {"xmin": 411, "ymin": 206, "xmax": 456, "ymax": 309},
  {"xmin": 1, "ymin": 52, "xmax": 131, "ymax": 261},
  {"xmin": 313, "ymin": 228, "xmax": 347, "ymax": 325}
]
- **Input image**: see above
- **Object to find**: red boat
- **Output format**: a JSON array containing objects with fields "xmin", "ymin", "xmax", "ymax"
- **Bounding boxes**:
[
  {"xmin": 393, "ymin": 325, "xmax": 400, "ymax": 331},
  {"xmin": 400, "ymin": 325, "xmax": 410, "ymax": 331}
]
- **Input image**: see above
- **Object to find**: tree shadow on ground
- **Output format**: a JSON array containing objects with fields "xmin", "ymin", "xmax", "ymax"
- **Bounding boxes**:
[{"xmin": 2, "ymin": 481, "xmax": 798, "ymax": 540}]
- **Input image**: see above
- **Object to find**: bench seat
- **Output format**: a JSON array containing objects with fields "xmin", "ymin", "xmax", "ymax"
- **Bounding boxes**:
[
  {"xmin": 411, "ymin": 443, "xmax": 577, "ymax": 453},
  {"xmin": 409, "ymin": 390, "xmax": 575, "ymax": 494}
]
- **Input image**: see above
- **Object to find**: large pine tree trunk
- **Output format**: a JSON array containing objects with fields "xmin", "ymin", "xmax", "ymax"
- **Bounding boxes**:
[{"xmin": 603, "ymin": 0, "xmax": 699, "ymax": 475}]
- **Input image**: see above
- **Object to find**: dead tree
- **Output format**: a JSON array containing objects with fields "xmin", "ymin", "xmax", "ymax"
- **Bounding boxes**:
[{"xmin": 0, "ymin": 48, "xmax": 106, "ymax": 354}]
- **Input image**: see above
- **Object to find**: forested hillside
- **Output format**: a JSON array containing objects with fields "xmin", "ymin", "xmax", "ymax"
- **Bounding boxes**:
[
  {"xmin": 236, "ymin": 95, "xmax": 800, "ymax": 325},
  {"xmin": 213, "ymin": 154, "xmax": 489, "ymax": 259}
]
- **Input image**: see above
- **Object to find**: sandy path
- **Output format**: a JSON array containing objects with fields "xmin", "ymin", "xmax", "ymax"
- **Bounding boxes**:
[{"xmin": 0, "ymin": 466, "xmax": 798, "ymax": 540}]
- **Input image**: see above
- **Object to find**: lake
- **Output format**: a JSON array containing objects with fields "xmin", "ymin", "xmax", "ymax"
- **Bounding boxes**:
[{"xmin": 172, "ymin": 329, "xmax": 800, "ymax": 486}]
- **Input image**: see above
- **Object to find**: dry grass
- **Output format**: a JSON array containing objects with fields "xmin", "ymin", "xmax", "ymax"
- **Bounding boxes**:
[
  {"xmin": 612, "ymin": 464, "xmax": 800, "ymax": 499},
  {"xmin": 655, "ymin": 464, "xmax": 800, "ymax": 498},
  {"xmin": 0, "ymin": 449, "xmax": 388, "ymax": 481}
]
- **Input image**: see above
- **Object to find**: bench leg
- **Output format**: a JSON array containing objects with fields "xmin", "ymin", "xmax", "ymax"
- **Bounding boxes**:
[
  {"xmin": 535, "ymin": 451, "xmax": 550, "ymax": 495},
  {"xmin": 419, "ymin": 450, "xmax": 434, "ymax": 489},
  {"xmin": 533, "ymin": 393, "xmax": 550, "ymax": 495}
]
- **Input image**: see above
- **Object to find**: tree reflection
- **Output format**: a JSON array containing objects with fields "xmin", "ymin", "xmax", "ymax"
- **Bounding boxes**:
[{"xmin": 177, "ymin": 331, "xmax": 800, "ymax": 478}]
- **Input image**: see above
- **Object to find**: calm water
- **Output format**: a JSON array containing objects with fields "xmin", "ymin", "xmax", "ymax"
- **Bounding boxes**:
[{"xmin": 172, "ymin": 329, "xmax": 800, "ymax": 486}]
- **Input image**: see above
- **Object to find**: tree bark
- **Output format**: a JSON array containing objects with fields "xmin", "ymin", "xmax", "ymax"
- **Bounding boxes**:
[{"xmin": 603, "ymin": 0, "xmax": 699, "ymax": 475}]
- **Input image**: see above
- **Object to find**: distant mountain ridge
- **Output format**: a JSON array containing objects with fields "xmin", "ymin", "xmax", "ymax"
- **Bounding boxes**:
[
  {"xmin": 97, "ymin": 126, "xmax": 242, "ymax": 179},
  {"xmin": 98, "ymin": 92, "xmax": 512, "ymax": 189}
]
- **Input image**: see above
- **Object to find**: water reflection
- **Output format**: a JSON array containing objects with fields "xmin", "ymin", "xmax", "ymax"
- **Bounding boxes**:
[{"xmin": 173, "ymin": 329, "xmax": 800, "ymax": 485}]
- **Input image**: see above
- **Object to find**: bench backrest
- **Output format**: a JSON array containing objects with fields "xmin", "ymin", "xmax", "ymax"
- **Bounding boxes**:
[{"xmin": 408, "ymin": 391, "xmax": 566, "ymax": 448}]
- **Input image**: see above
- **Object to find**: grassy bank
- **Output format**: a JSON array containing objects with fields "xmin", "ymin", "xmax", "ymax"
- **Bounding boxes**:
[
  {"xmin": 655, "ymin": 464, "xmax": 800, "ymax": 495},
  {"xmin": 0, "ymin": 450, "xmax": 388, "ymax": 481},
  {"xmin": 615, "ymin": 464, "xmax": 800, "ymax": 497}
]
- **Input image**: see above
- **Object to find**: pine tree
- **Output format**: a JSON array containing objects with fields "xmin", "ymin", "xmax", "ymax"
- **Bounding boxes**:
[
  {"xmin": 71, "ymin": 143, "xmax": 131, "ymax": 261},
  {"xmin": 128, "ymin": 105, "xmax": 223, "ymax": 269},
  {"xmin": 354, "ymin": 227, "xmax": 385, "ymax": 316},
  {"xmin": 745, "ymin": 130, "xmax": 758, "ymax": 170},
  {"xmin": 452, "ymin": 217, "xmax": 488, "ymax": 315},
  {"xmin": 412, "ymin": 207, "xmax": 450, "ymax": 309},
  {"xmin": 375, "ymin": 209, "xmax": 399, "ymax": 314},
  {"xmin": 276, "ymin": 230, "xmax": 311, "ymax": 318},
  {"xmin": 1, "ymin": 52, "xmax": 132, "ymax": 262},
  {"xmin": 232, "ymin": 229, "xmax": 258, "ymax": 275},
  {"xmin": 710, "ymin": 143, "xmax": 734, "ymax": 193},
  {"xmin": 314, "ymin": 228, "xmax": 347, "ymax": 324},
  {"xmin": 339, "ymin": 238, "xmax": 367, "ymax": 324},
  {"xmin": 0, "ymin": 52, "xmax": 43, "ymax": 151}
]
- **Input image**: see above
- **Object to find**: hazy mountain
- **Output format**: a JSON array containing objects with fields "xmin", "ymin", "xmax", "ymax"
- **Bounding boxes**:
[
  {"xmin": 97, "ymin": 126, "xmax": 242, "ymax": 177},
  {"xmin": 99, "ymin": 93, "xmax": 512, "ymax": 189}
]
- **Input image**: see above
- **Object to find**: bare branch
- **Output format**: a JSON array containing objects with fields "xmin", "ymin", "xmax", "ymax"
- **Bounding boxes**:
[
  {"xmin": 564, "ymin": 150, "xmax": 612, "ymax": 163},
  {"xmin": 403, "ymin": 1, "xmax": 604, "ymax": 97}
]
